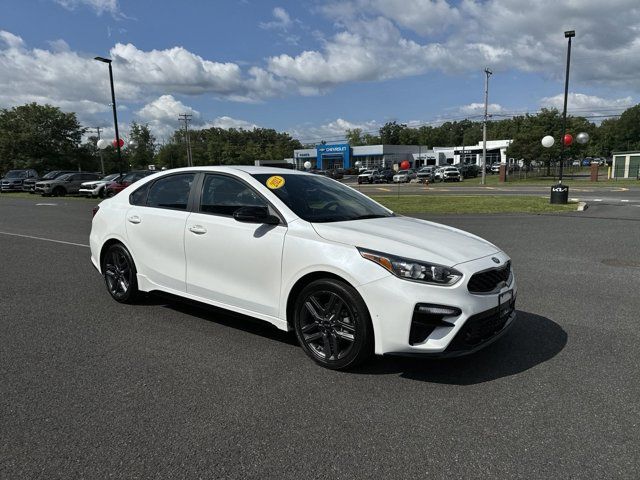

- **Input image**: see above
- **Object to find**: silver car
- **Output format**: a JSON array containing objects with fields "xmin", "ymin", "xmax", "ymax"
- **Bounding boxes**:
[
  {"xmin": 35, "ymin": 172, "xmax": 102, "ymax": 196},
  {"xmin": 79, "ymin": 173, "xmax": 123, "ymax": 198},
  {"xmin": 392, "ymin": 169, "xmax": 416, "ymax": 183}
]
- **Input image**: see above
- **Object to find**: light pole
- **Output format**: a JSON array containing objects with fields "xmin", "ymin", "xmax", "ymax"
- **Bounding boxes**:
[
  {"xmin": 550, "ymin": 30, "xmax": 575, "ymax": 203},
  {"xmin": 94, "ymin": 56, "xmax": 123, "ymax": 178},
  {"xmin": 481, "ymin": 67, "xmax": 492, "ymax": 185}
]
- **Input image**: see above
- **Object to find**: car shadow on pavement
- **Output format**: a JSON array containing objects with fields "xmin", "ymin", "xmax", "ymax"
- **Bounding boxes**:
[
  {"xmin": 145, "ymin": 292, "xmax": 298, "ymax": 346},
  {"xmin": 352, "ymin": 310, "xmax": 567, "ymax": 385}
]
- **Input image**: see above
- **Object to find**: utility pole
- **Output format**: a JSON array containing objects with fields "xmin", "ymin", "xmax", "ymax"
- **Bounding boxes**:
[
  {"xmin": 88, "ymin": 126, "xmax": 106, "ymax": 174},
  {"xmin": 481, "ymin": 67, "xmax": 492, "ymax": 185},
  {"xmin": 178, "ymin": 114, "xmax": 193, "ymax": 167}
]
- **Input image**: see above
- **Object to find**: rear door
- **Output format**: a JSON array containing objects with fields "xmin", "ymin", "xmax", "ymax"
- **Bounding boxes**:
[
  {"xmin": 125, "ymin": 172, "xmax": 196, "ymax": 292},
  {"xmin": 184, "ymin": 173, "xmax": 286, "ymax": 318}
]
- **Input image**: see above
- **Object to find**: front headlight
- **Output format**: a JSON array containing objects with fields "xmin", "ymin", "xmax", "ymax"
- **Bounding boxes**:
[{"xmin": 358, "ymin": 248, "xmax": 462, "ymax": 286}]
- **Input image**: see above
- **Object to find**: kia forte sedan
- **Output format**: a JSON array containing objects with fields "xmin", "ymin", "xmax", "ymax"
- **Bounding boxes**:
[{"xmin": 90, "ymin": 167, "xmax": 516, "ymax": 370}]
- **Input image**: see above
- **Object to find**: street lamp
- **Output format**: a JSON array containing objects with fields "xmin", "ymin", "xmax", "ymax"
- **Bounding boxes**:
[
  {"xmin": 550, "ymin": 30, "xmax": 575, "ymax": 204},
  {"xmin": 94, "ymin": 56, "xmax": 123, "ymax": 177}
]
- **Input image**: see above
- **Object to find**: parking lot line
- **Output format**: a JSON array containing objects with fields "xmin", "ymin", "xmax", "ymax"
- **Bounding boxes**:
[{"xmin": 0, "ymin": 231, "xmax": 89, "ymax": 248}]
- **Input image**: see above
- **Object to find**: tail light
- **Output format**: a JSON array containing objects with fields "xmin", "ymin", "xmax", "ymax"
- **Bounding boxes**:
[{"xmin": 92, "ymin": 205, "xmax": 100, "ymax": 218}]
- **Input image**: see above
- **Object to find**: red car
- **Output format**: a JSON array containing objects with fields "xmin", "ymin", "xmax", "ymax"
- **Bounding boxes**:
[{"xmin": 104, "ymin": 170, "xmax": 156, "ymax": 197}]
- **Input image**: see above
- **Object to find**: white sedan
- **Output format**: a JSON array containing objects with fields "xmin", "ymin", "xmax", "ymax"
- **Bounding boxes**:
[{"xmin": 90, "ymin": 166, "xmax": 516, "ymax": 369}]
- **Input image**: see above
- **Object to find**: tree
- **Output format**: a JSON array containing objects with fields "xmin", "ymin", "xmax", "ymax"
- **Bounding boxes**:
[
  {"xmin": 0, "ymin": 103, "xmax": 84, "ymax": 174},
  {"xmin": 345, "ymin": 128, "xmax": 364, "ymax": 146},
  {"xmin": 379, "ymin": 121, "xmax": 406, "ymax": 144},
  {"xmin": 127, "ymin": 122, "xmax": 156, "ymax": 169}
]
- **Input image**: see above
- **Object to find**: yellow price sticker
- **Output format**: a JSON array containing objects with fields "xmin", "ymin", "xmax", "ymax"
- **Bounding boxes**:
[{"xmin": 266, "ymin": 175, "xmax": 285, "ymax": 190}]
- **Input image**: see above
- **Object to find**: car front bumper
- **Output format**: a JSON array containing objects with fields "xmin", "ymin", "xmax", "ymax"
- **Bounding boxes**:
[
  {"xmin": 357, "ymin": 252, "xmax": 517, "ymax": 356},
  {"xmin": 79, "ymin": 187, "xmax": 101, "ymax": 196}
]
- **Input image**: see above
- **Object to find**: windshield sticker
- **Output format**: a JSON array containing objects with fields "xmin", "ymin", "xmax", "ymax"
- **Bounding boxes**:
[{"xmin": 266, "ymin": 175, "xmax": 285, "ymax": 190}]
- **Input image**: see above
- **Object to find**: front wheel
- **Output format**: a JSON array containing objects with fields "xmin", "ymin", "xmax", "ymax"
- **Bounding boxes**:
[
  {"xmin": 293, "ymin": 278, "xmax": 373, "ymax": 370},
  {"xmin": 101, "ymin": 243, "xmax": 139, "ymax": 303}
]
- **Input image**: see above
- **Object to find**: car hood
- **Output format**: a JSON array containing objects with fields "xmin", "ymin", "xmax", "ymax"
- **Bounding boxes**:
[
  {"xmin": 311, "ymin": 216, "xmax": 500, "ymax": 266},
  {"xmin": 36, "ymin": 180, "xmax": 58, "ymax": 185},
  {"xmin": 81, "ymin": 180, "xmax": 105, "ymax": 187}
]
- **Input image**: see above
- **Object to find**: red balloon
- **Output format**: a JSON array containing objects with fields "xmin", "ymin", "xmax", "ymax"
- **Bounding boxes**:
[
  {"xmin": 400, "ymin": 160, "xmax": 411, "ymax": 170},
  {"xmin": 112, "ymin": 138, "xmax": 125, "ymax": 148},
  {"xmin": 563, "ymin": 134, "xmax": 573, "ymax": 146}
]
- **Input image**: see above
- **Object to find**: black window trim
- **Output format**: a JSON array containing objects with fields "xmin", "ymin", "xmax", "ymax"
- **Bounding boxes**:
[{"xmin": 192, "ymin": 171, "xmax": 287, "ymax": 226}]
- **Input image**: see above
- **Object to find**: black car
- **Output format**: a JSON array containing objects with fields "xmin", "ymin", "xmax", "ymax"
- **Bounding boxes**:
[
  {"xmin": 372, "ymin": 169, "xmax": 394, "ymax": 183},
  {"xmin": 1, "ymin": 169, "xmax": 39, "ymax": 192},
  {"xmin": 23, "ymin": 170, "xmax": 76, "ymax": 193},
  {"xmin": 459, "ymin": 164, "xmax": 480, "ymax": 178}
]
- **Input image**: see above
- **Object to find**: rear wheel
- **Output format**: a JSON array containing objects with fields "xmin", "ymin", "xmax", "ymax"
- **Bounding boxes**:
[
  {"xmin": 101, "ymin": 243, "xmax": 139, "ymax": 303},
  {"xmin": 52, "ymin": 186, "xmax": 66, "ymax": 197},
  {"xmin": 293, "ymin": 278, "xmax": 373, "ymax": 370}
]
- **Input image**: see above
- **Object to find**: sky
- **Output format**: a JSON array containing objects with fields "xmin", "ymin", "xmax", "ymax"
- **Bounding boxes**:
[{"xmin": 1, "ymin": 0, "xmax": 639, "ymax": 145}]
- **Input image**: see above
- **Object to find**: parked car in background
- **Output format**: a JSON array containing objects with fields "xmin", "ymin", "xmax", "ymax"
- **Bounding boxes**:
[
  {"xmin": 458, "ymin": 164, "xmax": 479, "ymax": 178},
  {"xmin": 35, "ymin": 172, "xmax": 102, "ymax": 196},
  {"xmin": 372, "ymin": 169, "xmax": 395, "ymax": 183},
  {"xmin": 323, "ymin": 169, "xmax": 344, "ymax": 180},
  {"xmin": 358, "ymin": 169, "xmax": 378, "ymax": 184},
  {"xmin": 581, "ymin": 157, "xmax": 594, "ymax": 167},
  {"xmin": 1, "ymin": 169, "xmax": 38, "ymax": 191},
  {"xmin": 416, "ymin": 166, "xmax": 436, "ymax": 183},
  {"xmin": 104, "ymin": 170, "xmax": 156, "ymax": 197},
  {"xmin": 91, "ymin": 166, "xmax": 516, "ymax": 370},
  {"xmin": 490, "ymin": 163, "xmax": 502, "ymax": 174},
  {"xmin": 23, "ymin": 170, "xmax": 75, "ymax": 193},
  {"xmin": 79, "ymin": 173, "xmax": 124, "ymax": 198},
  {"xmin": 435, "ymin": 166, "xmax": 462, "ymax": 182},
  {"xmin": 392, "ymin": 169, "xmax": 416, "ymax": 183}
]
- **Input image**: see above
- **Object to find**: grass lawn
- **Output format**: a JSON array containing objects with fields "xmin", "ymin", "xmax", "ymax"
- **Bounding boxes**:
[
  {"xmin": 438, "ymin": 174, "xmax": 639, "ymax": 188},
  {"xmin": 371, "ymin": 195, "xmax": 578, "ymax": 215}
]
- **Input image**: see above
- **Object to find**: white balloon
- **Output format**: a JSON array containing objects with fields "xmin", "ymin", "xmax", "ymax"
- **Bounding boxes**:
[
  {"xmin": 128, "ymin": 140, "xmax": 137, "ymax": 148},
  {"xmin": 576, "ymin": 132, "xmax": 589, "ymax": 144},
  {"xmin": 303, "ymin": 161, "xmax": 312, "ymax": 170},
  {"xmin": 541, "ymin": 135, "xmax": 555, "ymax": 148},
  {"xmin": 96, "ymin": 138, "xmax": 109, "ymax": 150},
  {"xmin": 355, "ymin": 161, "xmax": 362, "ymax": 168}
]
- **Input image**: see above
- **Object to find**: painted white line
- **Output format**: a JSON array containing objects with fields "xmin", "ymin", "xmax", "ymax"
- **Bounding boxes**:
[
  {"xmin": 36, "ymin": 203, "xmax": 58, "ymax": 206},
  {"xmin": 0, "ymin": 231, "xmax": 89, "ymax": 248},
  {"xmin": 593, "ymin": 199, "xmax": 603, "ymax": 202},
  {"xmin": 621, "ymin": 200, "xmax": 630, "ymax": 202}
]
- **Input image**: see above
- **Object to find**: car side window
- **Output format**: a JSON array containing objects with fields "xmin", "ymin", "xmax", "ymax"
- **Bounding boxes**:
[
  {"xmin": 200, "ymin": 174, "xmax": 267, "ymax": 216},
  {"xmin": 129, "ymin": 182, "xmax": 150, "ymax": 206},
  {"xmin": 146, "ymin": 173, "xmax": 195, "ymax": 210}
]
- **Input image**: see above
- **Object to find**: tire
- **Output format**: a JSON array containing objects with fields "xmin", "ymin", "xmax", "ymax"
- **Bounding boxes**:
[
  {"xmin": 293, "ymin": 278, "xmax": 373, "ymax": 370},
  {"xmin": 101, "ymin": 243, "xmax": 139, "ymax": 304},
  {"xmin": 98, "ymin": 187, "xmax": 106, "ymax": 199},
  {"xmin": 105, "ymin": 190, "xmax": 115, "ymax": 198},
  {"xmin": 52, "ymin": 186, "xmax": 66, "ymax": 197}
]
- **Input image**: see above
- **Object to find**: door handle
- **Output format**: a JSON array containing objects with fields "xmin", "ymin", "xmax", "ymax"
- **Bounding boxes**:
[
  {"xmin": 127, "ymin": 215, "xmax": 141, "ymax": 224},
  {"xmin": 189, "ymin": 225, "xmax": 207, "ymax": 235}
]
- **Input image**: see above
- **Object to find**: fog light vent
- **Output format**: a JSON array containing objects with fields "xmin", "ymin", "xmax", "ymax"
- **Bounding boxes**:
[{"xmin": 409, "ymin": 304, "xmax": 461, "ymax": 346}]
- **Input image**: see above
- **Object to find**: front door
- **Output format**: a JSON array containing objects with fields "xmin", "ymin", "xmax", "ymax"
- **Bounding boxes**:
[{"xmin": 184, "ymin": 173, "xmax": 286, "ymax": 318}]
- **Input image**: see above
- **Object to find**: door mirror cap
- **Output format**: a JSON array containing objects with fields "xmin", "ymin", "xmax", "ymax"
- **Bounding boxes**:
[{"xmin": 233, "ymin": 206, "xmax": 279, "ymax": 225}]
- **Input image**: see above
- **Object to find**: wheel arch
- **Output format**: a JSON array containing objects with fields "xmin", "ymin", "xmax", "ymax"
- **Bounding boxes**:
[{"xmin": 285, "ymin": 271, "xmax": 371, "ymax": 331}]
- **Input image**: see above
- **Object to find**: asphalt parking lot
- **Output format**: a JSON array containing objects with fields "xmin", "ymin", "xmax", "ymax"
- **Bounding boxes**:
[{"xmin": 1, "ymin": 195, "xmax": 639, "ymax": 478}]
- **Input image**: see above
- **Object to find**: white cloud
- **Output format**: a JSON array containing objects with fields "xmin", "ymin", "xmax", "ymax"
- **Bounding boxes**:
[
  {"xmin": 54, "ymin": 0, "xmax": 120, "ymax": 16},
  {"xmin": 288, "ymin": 118, "xmax": 380, "ymax": 143},
  {"xmin": 260, "ymin": 7, "xmax": 293, "ymax": 30},
  {"xmin": 458, "ymin": 102, "xmax": 505, "ymax": 116},
  {"xmin": 136, "ymin": 95, "xmax": 257, "ymax": 138},
  {"xmin": 539, "ymin": 93, "xmax": 634, "ymax": 117}
]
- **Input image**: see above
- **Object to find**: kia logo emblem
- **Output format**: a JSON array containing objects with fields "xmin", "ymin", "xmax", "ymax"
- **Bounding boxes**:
[{"xmin": 492, "ymin": 257, "xmax": 500, "ymax": 264}]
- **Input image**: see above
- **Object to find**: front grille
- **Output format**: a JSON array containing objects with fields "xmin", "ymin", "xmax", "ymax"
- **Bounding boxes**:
[
  {"xmin": 445, "ymin": 299, "xmax": 515, "ymax": 353},
  {"xmin": 467, "ymin": 261, "xmax": 511, "ymax": 294}
]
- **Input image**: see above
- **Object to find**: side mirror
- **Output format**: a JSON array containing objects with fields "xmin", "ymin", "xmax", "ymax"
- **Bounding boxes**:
[{"xmin": 233, "ymin": 206, "xmax": 279, "ymax": 225}]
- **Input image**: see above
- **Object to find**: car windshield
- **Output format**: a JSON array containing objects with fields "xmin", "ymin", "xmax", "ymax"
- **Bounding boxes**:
[
  {"xmin": 252, "ymin": 173, "xmax": 393, "ymax": 223},
  {"xmin": 41, "ymin": 171, "xmax": 62, "ymax": 180},
  {"xmin": 397, "ymin": 170, "xmax": 409, "ymax": 174},
  {"xmin": 102, "ymin": 173, "xmax": 120, "ymax": 181},
  {"xmin": 5, "ymin": 170, "xmax": 27, "ymax": 179},
  {"xmin": 57, "ymin": 173, "xmax": 73, "ymax": 181},
  {"xmin": 361, "ymin": 170, "xmax": 375, "ymax": 174}
]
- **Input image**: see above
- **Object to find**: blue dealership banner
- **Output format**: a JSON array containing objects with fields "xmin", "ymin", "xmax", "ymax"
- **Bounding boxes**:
[{"xmin": 316, "ymin": 143, "xmax": 350, "ymax": 169}]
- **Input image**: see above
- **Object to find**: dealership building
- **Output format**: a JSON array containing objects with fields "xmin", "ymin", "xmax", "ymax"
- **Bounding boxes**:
[{"xmin": 291, "ymin": 140, "xmax": 513, "ymax": 170}]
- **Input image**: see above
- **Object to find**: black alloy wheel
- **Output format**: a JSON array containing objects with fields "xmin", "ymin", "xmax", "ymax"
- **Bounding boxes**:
[
  {"xmin": 294, "ymin": 278, "xmax": 373, "ymax": 370},
  {"xmin": 102, "ymin": 243, "xmax": 139, "ymax": 303},
  {"xmin": 98, "ymin": 187, "xmax": 106, "ymax": 198},
  {"xmin": 53, "ymin": 186, "xmax": 66, "ymax": 197}
]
